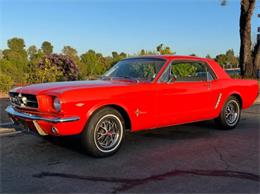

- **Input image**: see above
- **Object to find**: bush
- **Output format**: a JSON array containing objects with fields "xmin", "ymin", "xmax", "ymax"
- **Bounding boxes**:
[
  {"xmin": 27, "ymin": 54, "xmax": 80, "ymax": 83},
  {"xmin": 0, "ymin": 72, "xmax": 14, "ymax": 92},
  {"xmin": 38, "ymin": 54, "xmax": 79, "ymax": 81},
  {"xmin": 34, "ymin": 61, "xmax": 63, "ymax": 83}
]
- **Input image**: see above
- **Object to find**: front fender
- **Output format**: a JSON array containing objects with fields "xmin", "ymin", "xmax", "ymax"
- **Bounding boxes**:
[{"xmin": 85, "ymin": 101, "xmax": 132, "ymax": 127}]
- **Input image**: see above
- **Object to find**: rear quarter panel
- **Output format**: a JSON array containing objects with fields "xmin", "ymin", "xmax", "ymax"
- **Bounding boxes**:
[
  {"xmin": 227, "ymin": 79, "xmax": 258, "ymax": 109},
  {"xmin": 206, "ymin": 59, "xmax": 258, "ymax": 115},
  {"xmin": 217, "ymin": 79, "xmax": 259, "ymax": 111}
]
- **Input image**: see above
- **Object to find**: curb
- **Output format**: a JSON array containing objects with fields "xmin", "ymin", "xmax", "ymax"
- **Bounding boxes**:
[
  {"xmin": 0, "ymin": 122, "xmax": 23, "ymax": 136},
  {"xmin": 0, "ymin": 127, "xmax": 17, "ymax": 135},
  {"xmin": 0, "ymin": 130, "xmax": 22, "ymax": 137}
]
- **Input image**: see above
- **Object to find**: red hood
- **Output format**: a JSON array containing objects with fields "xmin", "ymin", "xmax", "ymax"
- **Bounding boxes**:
[{"xmin": 11, "ymin": 80, "xmax": 136, "ymax": 95}]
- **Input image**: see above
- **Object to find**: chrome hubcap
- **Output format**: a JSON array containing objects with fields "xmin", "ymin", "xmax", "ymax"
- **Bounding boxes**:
[
  {"xmin": 94, "ymin": 114, "xmax": 123, "ymax": 152},
  {"xmin": 225, "ymin": 100, "xmax": 240, "ymax": 126}
]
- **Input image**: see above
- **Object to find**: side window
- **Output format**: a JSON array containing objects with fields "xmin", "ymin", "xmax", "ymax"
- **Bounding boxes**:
[
  {"xmin": 158, "ymin": 60, "xmax": 216, "ymax": 83},
  {"xmin": 171, "ymin": 62, "xmax": 207, "ymax": 81}
]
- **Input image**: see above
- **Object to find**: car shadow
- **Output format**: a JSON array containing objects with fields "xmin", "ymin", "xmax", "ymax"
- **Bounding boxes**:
[
  {"xmin": 42, "ymin": 134, "xmax": 86, "ymax": 154},
  {"xmin": 39, "ymin": 119, "xmax": 218, "ymax": 155}
]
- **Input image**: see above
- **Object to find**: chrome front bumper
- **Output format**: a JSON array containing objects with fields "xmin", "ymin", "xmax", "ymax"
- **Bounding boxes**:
[{"xmin": 5, "ymin": 106, "xmax": 80, "ymax": 123}]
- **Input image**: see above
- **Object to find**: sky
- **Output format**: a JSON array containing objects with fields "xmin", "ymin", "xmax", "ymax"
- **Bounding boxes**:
[{"xmin": 0, "ymin": 0, "xmax": 259, "ymax": 57}]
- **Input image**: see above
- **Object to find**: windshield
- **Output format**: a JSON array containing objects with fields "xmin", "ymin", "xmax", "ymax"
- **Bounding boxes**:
[{"xmin": 102, "ymin": 58, "xmax": 166, "ymax": 82}]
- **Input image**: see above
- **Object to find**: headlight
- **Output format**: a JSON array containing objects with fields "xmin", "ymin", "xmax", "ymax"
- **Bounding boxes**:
[{"xmin": 53, "ymin": 97, "xmax": 61, "ymax": 112}]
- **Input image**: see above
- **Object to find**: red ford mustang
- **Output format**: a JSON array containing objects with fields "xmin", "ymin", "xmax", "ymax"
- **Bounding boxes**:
[{"xmin": 6, "ymin": 55, "xmax": 259, "ymax": 157}]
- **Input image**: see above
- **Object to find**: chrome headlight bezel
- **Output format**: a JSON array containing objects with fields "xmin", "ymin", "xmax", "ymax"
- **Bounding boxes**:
[{"xmin": 53, "ymin": 97, "xmax": 61, "ymax": 112}]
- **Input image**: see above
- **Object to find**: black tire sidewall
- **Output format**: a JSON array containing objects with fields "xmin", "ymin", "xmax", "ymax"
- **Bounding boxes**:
[
  {"xmin": 217, "ymin": 96, "xmax": 241, "ymax": 130},
  {"xmin": 81, "ymin": 107, "xmax": 125, "ymax": 157}
]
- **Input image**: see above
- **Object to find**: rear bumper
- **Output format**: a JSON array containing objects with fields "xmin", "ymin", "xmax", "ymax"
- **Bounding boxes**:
[{"xmin": 5, "ymin": 106, "xmax": 80, "ymax": 123}]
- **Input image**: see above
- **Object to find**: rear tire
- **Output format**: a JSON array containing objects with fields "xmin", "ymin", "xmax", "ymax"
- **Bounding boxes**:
[
  {"xmin": 81, "ymin": 107, "xmax": 125, "ymax": 157},
  {"xmin": 215, "ymin": 96, "xmax": 241, "ymax": 130}
]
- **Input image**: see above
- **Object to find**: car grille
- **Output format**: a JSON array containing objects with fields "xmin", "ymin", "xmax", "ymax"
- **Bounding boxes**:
[{"xmin": 9, "ymin": 92, "xmax": 38, "ymax": 109}]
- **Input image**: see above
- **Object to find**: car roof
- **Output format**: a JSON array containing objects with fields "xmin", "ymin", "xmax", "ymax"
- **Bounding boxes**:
[
  {"xmin": 122, "ymin": 55, "xmax": 230, "ymax": 80},
  {"xmin": 125, "ymin": 55, "xmax": 209, "ymax": 61}
]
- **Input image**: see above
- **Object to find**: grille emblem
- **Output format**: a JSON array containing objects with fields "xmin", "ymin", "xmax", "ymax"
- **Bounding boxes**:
[
  {"xmin": 21, "ymin": 96, "xmax": 27, "ymax": 104},
  {"xmin": 12, "ymin": 93, "xmax": 26, "ymax": 107}
]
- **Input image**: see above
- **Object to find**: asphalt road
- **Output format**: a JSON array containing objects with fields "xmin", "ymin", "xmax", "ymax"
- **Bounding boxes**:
[
  {"xmin": 0, "ymin": 99, "xmax": 259, "ymax": 193},
  {"xmin": 0, "ymin": 98, "xmax": 11, "ymax": 124}
]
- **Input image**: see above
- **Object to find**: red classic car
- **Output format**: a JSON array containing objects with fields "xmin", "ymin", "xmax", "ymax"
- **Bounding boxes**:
[{"xmin": 6, "ymin": 56, "xmax": 259, "ymax": 157}]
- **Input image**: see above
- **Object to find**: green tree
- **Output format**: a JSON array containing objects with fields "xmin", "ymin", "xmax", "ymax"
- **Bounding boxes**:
[
  {"xmin": 2, "ymin": 37, "xmax": 28, "ymax": 83},
  {"xmin": 26, "ymin": 45, "xmax": 45, "ymax": 83},
  {"xmin": 138, "ymin": 49, "xmax": 157, "ymax": 56},
  {"xmin": 215, "ymin": 49, "xmax": 239, "ymax": 69},
  {"xmin": 41, "ymin": 41, "xmax": 53, "ymax": 55},
  {"xmin": 62, "ymin": 46, "xmax": 77, "ymax": 57},
  {"xmin": 0, "ymin": 59, "xmax": 18, "ymax": 77},
  {"xmin": 111, "ymin": 51, "xmax": 127, "ymax": 66},
  {"xmin": 140, "ymin": 49, "xmax": 146, "ymax": 56},
  {"xmin": 80, "ymin": 50, "xmax": 107, "ymax": 78},
  {"xmin": 0, "ymin": 50, "xmax": 3, "ymax": 59},
  {"xmin": 0, "ymin": 71, "xmax": 14, "ymax": 92},
  {"xmin": 156, "ymin": 44, "xmax": 175, "ymax": 55},
  {"xmin": 215, "ymin": 54, "xmax": 227, "ymax": 68},
  {"xmin": 27, "ymin": 45, "xmax": 37, "ymax": 60},
  {"xmin": 205, "ymin": 54, "xmax": 212, "ymax": 59},
  {"xmin": 7, "ymin": 37, "xmax": 25, "ymax": 51},
  {"xmin": 225, "ymin": 49, "xmax": 239, "ymax": 68}
]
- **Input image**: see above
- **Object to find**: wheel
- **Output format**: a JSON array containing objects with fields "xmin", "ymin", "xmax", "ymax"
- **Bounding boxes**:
[
  {"xmin": 81, "ymin": 107, "xmax": 125, "ymax": 157},
  {"xmin": 215, "ymin": 96, "xmax": 241, "ymax": 130}
]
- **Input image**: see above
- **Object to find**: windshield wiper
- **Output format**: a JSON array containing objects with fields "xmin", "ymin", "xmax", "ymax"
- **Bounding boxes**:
[
  {"xmin": 116, "ymin": 75, "xmax": 140, "ymax": 83},
  {"xmin": 100, "ymin": 76, "xmax": 112, "ymax": 80},
  {"xmin": 100, "ymin": 75, "xmax": 140, "ymax": 83}
]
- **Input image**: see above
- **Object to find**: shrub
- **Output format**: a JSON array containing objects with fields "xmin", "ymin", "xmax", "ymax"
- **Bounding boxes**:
[
  {"xmin": 0, "ymin": 72, "xmax": 14, "ymax": 92},
  {"xmin": 38, "ymin": 54, "xmax": 79, "ymax": 81},
  {"xmin": 27, "ymin": 54, "xmax": 80, "ymax": 83},
  {"xmin": 34, "ymin": 60, "xmax": 63, "ymax": 83}
]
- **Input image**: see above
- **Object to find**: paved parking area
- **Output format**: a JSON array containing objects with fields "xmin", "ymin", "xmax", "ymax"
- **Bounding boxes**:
[{"xmin": 0, "ymin": 99, "xmax": 259, "ymax": 193}]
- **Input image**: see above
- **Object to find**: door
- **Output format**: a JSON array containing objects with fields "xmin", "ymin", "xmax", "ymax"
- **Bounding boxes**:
[{"xmin": 155, "ymin": 60, "xmax": 218, "ymax": 127}]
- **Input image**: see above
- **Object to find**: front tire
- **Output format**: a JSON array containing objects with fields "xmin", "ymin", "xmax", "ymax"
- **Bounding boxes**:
[
  {"xmin": 81, "ymin": 107, "xmax": 125, "ymax": 157},
  {"xmin": 215, "ymin": 96, "xmax": 241, "ymax": 130}
]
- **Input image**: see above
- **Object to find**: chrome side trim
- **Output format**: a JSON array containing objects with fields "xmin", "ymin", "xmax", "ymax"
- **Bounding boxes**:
[
  {"xmin": 5, "ymin": 106, "xmax": 80, "ymax": 123},
  {"xmin": 215, "ymin": 93, "xmax": 222, "ymax": 109}
]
